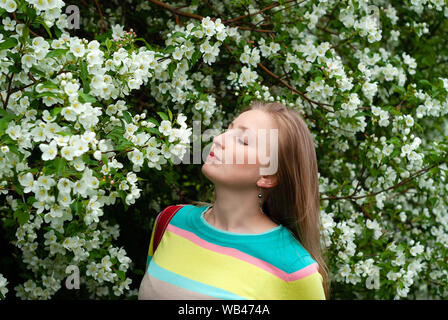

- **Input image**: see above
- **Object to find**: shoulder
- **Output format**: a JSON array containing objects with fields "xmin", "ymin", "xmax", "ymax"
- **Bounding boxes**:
[
  {"xmin": 278, "ymin": 228, "xmax": 318, "ymax": 273},
  {"xmin": 158, "ymin": 203, "xmax": 192, "ymax": 216},
  {"xmin": 158, "ymin": 203, "xmax": 200, "ymax": 225}
]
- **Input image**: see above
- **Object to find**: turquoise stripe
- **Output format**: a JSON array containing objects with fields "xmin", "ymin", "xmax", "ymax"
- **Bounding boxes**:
[
  {"xmin": 148, "ymin": 259, "xmax": 248, "ymax": 300},
  {"xmin": 169, "ymin": 205, "xmax": 317, "ymax": 273}
]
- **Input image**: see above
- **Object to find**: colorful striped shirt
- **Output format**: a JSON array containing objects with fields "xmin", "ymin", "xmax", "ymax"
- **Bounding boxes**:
[{"xmin": 138, "ymin": 204, "xmax": 325, "ymax": 300}]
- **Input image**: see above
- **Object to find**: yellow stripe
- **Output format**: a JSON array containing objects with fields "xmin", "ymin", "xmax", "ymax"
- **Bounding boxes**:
[
  {"xmin": 147, "ymin": 216, "xmax": 158, "ymax": 257},
  {"xmin": 281, "ymin": 272, "xmax": 326, "ymax": 299},
  {"xmin": 152, "ymin": 229, "xmax": 325, "ymax": 299}
]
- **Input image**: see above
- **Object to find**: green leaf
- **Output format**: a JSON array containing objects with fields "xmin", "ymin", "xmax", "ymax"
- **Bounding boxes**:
[
  {"xmin": 51, "ymin": 107, "xmax": 62, "ymax": 117},
  {"xmin": 30, "ymin": 66, "xmax": 46, "ymax": 78},
  {"xmin": 35, "ymin": 91, "xmax": 62, "ymax": 100},
  {"xmin": 6, "ymin": 51, "xmax": 20, "ymax": 64},
  {"xmin": 418, "ymin": 79, "xmax": 432, "ymax": 89},
  {"xmin": 8, "ymin": 65, "xmax": 21, "ymax": 74},
  {"xmin": 55, "ymin": 130, "xmax": 72, "ymax": 136},
  {"xmin": 167, "ymin": 109, "xmax": 173, "ymax": 122},
  {"xmin": 45, "ymin": 48, "xmax": 69, "ymax": 59},
  {"xmin": 243, "ymin": 94, "xmax": 252, "ymax": 104},
  {"xmin": 20, "ymin": 26, "xmax": 29, "ymax": 45},
  {"xmin": 14, "ymin": 209, "xmax": 30, "ymax": 226},
  {"xmin": 392, "ymin": 85, "xmax": 406, "ymax": 95},
  {"xmin": 134, "ymin": 38, "xmax": 153, "ymax": 50},
  {"xmin": 0, "ymin": 120, "xmax": 8, "ymax": 136},
  {"xmin": 82, "ymin": 153, "xmax": 99, "ymax": 166},
  {"xmin": 189, "ymin": 50, "xmax": 202, "ymax": 66},
  {"xmin": 80, "ymin": 60, "xmax": 90, "ymax": 93},
  {"xmin": 414, "ymin": 122, "xmax": 424, "ymax": 134},
  {"xmin": 157, "ymin": 111, "xmax": 168, "ymax": 121},
  {"xmin": 167, "ymin": 62, "xmax": 176, "ymax": 78},
  {"xmin": 78, "ymin": 91, "xmax": 97, "ymax": 104},
  {"xmin": 147, "ymin": 127, "xmax": 160, "ymax": 135},
  {"xmin": 122, "ymin": 111, "xmax": 132, "ymax": 123},
  {"xmin": 164, "ymin": 45, "xmax": 175, "ymax": 54},
  {"xmin": 132, "ymin": 268, "xmax": 144, "ymax": 276},
  {"xmin": 0, "ymin": 109, "xmax": 16, "ymax": 125},
  {"xmin": 171, "ymin": 31, "xmax": 186, "ymax": 39},
  {"xmin": 54, "ymin": 26, "xmax": 62, "ymax": 38},
  {"xmin": 7, "ymin": 144, "xmax": 19, "ymax": 156},
  {"xmin": 71, "ymin": 200, "xmax": 83, "ymax": 216},
  {"xmin": 105, "ymin": 39, "xmax": 112, "ymax": 51},
  {"xmin": 39, "ymin": 19, "xmax": 52, "ymax": 38},
  {"xmin": 24, "ymin": 6, "xmax": 37, "ymax": 20},
  {"xmin": 54, "ymin": 157, "xmax": 66, "ymax": 176},
  {"xmin": 26, "ymin": 196, "xmax": 36, "ymax": 206},
  {"xmin": 12, "ymin": 179, "xmax": 23, "ymax": 196},
  {"xmin": 0, "ymin": 37, "xmax": 18, "ymax": 51},
  {"xmin": 147, "ymin": 117, "xmax": 159, "ymax": 127},
  {"xmin": 115, "ymin": 269, "xmax": 126, "ymax": 281},
  {"xmin": 40, "ymin": 81, "xmax": 60, "ymax": 90}
]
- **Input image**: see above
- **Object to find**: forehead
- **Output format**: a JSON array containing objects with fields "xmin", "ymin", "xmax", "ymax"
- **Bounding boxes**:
[{"xmin": 234, "ymin": 110, "xmax": 276, "ymax": 131}]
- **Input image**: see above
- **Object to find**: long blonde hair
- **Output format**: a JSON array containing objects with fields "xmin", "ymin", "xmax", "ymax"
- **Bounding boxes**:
[{"xmin": 192, "ymin": 100, "xmax": 331, "ymax": 299}]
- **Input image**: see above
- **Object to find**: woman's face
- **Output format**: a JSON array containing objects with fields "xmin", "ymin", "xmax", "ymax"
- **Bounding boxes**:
[{"xmin": 201, "ymin": 109, "xmax": 278, "ymax": 188}]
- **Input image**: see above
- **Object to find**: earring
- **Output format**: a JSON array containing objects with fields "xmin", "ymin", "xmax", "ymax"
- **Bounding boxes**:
[{"xmin": 258, "ymin": 187, "xmax": 264, "ymax": 215}]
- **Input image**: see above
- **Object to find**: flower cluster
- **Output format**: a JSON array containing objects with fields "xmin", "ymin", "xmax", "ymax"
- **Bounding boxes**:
[{"xmin": 1, "ymin": 0, "xmax": 448, "ymax": 301}]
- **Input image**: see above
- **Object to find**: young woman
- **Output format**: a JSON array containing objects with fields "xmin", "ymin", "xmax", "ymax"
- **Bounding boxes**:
[{"xmin": 138, "ymin": 101, "xmax": 330, "ymax": 300}]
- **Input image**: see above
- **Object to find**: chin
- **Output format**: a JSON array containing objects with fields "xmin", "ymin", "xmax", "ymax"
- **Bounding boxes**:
[{"xmin": 201, "ymin": 164, "xmax": 217, "ymax": 182}]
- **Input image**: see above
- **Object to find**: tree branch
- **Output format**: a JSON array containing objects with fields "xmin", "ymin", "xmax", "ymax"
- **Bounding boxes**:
[
  {"xmin": 222, "ymin": 0, "xmax": 305, "ymax": 25},
  {"xmin": 321, "ymin": 160, "xmax": 445, "ymax": 201},
  {"xmin": 257, "ymin": 62, "xmax": 333, "ymax": 110},
  {"xmin": 148, "ymin": 0, "xmax": 203, "ymax": 21},
  {"xmin": 93, "ymin": 0, "xmax": 107, "ymax": 33}
]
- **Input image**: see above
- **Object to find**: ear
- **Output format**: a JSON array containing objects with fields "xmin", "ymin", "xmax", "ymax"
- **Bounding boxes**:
[{"xmin": 257, "ymin": 174, "xmax": 278, "ymax": 188}]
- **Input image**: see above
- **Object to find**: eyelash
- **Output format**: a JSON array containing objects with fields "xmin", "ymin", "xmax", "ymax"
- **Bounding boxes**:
[{"xmin": 227, "ymin": 127, "xmax": 248, "ymax": 145}]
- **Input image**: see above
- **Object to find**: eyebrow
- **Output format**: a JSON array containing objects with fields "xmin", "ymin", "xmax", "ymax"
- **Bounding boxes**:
[{"xmin": 229, "ymin": 121, "xmax": 250, "ymax": 131}]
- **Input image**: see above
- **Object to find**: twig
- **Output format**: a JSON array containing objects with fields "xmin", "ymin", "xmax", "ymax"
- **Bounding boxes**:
[
  {"xmin": 93, "ymin": 0, "xmax": 107, "ymax": 33},
  {"xmin": 12, "ymin": 12, "xmax": 41, "ymax": 37},
  {"xmin": 316, "ymin": 25, "xmax": 339, "ymax": 35},
  {"xmin": 234, "ymin": 25, "xmax": 275, "ymax": 33},
  {"xmin": 201, "ymin": 0, "xmax": 224, "ymax": 17},
  {"xmin": 148, "ymin": 0, "xmax": 203, "ymax": 21},
  {"xmin": 223, "ymin": 0, "xmax": 305, "ymax": 25},
  {"xmin": 222, "ymin": 42, "xmax": 242, "ymax": 66},
  {"xmin": 254, "ymin": 1, "xmax": 305, "ymax": 27},
  {"xmin": 321, "ymin": 161, "xmax": 445, "ymax": 201},
  {"xmin": 8, "ymin": 73, "xmax": 38, "ymax": 96},
  {"xmin": 174, "ymin": 14, "xmax": 181, "ymax": 26},
  {"xmin": 3, "ymin": 73, "xmax": 15, "ymax": 110},
  {"xmin": 257, "ymin": 62, "xmax": 333, "ymax": 109}
]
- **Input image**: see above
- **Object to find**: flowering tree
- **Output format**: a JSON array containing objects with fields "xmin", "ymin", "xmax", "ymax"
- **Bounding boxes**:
[{"xmin": 0, "ymin": 0, "xmax": 447, "ymax": 300}]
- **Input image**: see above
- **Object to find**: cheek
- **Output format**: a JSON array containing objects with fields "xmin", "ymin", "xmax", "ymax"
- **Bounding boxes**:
[
  {"xmin": 217, "ymin": 134, "xmax": 261, "ymax": 167},
  {"xmin": 230, "ymin": 146, "xmax": 261, "ymax": 172}
]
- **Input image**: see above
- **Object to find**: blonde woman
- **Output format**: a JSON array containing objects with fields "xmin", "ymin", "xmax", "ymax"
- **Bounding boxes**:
[{"xmin": 138, "ymin": 101, "xmax": 330, "ymax": 300}]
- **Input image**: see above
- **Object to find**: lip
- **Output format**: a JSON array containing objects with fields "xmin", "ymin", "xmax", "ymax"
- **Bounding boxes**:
[{"xmin": 208, "ymin": 149, "xmax": 220, "ymax": 161}]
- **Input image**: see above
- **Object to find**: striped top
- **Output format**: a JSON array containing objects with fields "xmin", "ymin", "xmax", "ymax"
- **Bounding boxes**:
[{"xmin": 138, "ymin": 204, "xmax": 325, "ymax": 300}]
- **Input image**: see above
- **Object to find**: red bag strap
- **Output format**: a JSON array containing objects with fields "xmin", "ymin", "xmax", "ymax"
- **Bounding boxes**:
[{"xmin": 153, "ymin": 204, "xmax": 186, "ymax": 253}]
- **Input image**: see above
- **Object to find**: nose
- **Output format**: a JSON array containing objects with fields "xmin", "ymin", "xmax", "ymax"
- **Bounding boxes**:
[
  {"xmin": 212, "ymin": 128, "xmax": 234, "ymax": 155},
  {"xmin": 213, "ymin": 125, "xmax": 236, "ymax": 143},
  {"xmin": 212, "ymin": 128, "xmax": 229, "ymax": 147}
]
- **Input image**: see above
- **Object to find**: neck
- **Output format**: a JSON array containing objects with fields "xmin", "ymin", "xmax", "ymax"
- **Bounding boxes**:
[{"xmin": 205, "ymin": 186, "xmax": 278, "ymax": 233}]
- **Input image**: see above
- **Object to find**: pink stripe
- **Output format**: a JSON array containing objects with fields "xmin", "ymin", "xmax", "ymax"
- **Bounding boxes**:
[
  {"xmin": 287, "ymin": 262, "xmax": 319, "ymax": 281},
  {"xmin": 166, "ymin": 224, "xmax": 319, "ymax": 282}
]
